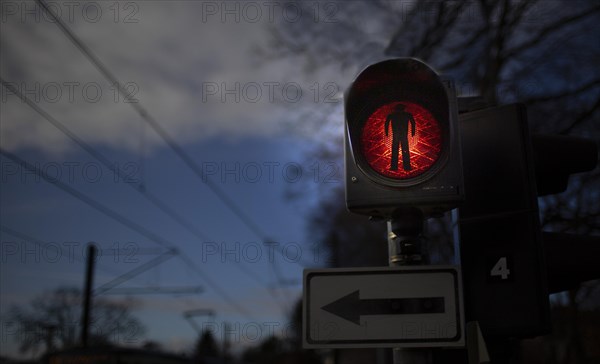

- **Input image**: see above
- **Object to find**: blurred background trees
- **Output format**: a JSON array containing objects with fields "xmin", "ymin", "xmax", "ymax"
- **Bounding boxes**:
[{"xmin": 4, "ymin": 287, "xmax": 144, "ymax": 357}]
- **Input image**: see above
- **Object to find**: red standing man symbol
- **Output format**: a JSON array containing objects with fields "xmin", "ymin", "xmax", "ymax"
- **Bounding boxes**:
[{"xmin": 385, "ymin": 104, "xmax": 416, "ymax": 171}]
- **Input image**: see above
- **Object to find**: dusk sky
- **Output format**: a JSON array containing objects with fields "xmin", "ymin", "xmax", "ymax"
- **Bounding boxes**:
[
  {"xmin": 3, "ymin": 0, "xmax": 598, "ymax": 361},
  {"xmin": 0, "ymin": 0, "xmax": 397, "ymax": 358}
]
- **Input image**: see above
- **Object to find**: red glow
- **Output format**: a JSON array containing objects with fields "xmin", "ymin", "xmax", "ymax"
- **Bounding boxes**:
[{"xmin": 360, "ymin": 101, "xmax": 442, "ymax": 179}]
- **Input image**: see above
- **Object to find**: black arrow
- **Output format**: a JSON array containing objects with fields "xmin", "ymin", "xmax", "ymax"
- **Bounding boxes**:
[{"xmin": 321, "ymin": 290, "xmax": 445, "ymax": 325}]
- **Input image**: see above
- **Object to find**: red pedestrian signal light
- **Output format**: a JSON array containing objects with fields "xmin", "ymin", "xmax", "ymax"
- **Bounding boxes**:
[
  {"xmin": 361, "ymin": 101, "xmax": 442, "ymax": 180},
  {"xmin": 344, "ymin": 59, "xmax": 463, "ymax": 217}
]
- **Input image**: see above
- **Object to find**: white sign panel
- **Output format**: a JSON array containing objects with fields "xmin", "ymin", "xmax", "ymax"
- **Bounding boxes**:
[{"xmin": 303, "ymin": 266, "xmax": 464, "ymax": 348}]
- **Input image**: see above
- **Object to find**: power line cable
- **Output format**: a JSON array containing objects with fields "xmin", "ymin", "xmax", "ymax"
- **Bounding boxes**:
[
  {"xmin": 33, "ymin": 0, "xmax": 316, "ymax": 272},
  {"xmin": 0, "ymin": 225, "xmax": 83, "ymax": 262},
  {"xmin": 30, "ymin": 0, "xmax": 306, "ymax": 314},
  {"xmin": 34, "ymin": 0, "xmax": 269, "ymax": 242},
  {"xmin": 94, "ymin": 249, "xmax": 176, "ymax": 295},
  {"xmin": 0, "ymin": 225, "xmax": 132, "ymax": 277},
  {"xmin": 0, "ymin": 148, "xmax": 254, "ymax": 319},
  {"xmin": 0, "ymin": 78, "xmax": 208, "ymax": 242},
  {"xmin": 1, "ymin": 78, "xmax": 278, "ymax": 303}
]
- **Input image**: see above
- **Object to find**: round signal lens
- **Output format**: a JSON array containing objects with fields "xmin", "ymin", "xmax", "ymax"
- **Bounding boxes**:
[{"xmin": 360, "ymin": 101, "xmax": 442, "ymax": 179}]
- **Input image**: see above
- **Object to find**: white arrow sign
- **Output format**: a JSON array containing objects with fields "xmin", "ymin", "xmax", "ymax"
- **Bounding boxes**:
[{"xmin": 303, "ymin": 266, "xmax": 464, "ymax": 348}]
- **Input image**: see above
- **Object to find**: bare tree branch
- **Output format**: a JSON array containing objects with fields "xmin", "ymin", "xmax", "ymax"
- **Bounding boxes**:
[
  {"xmin": 526, "ymin": 78, "xmax": 600, "ymax": 104},
  {"xmin": 559, "ymin": 95, "xmax": 600, "ymax": 135},
  {"xmin": 503, "ymin": 4, "xmax": 600, "ymax": 59}
]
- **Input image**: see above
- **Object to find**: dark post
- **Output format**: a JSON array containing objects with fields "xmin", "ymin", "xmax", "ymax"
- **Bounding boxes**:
[
  {"xmin": 81, "ymin": 243, "xmax": 97, "ymax": 348},
  {"xmin": 387, "ymin": 207, "xmax": 432, "ymax": 364}
]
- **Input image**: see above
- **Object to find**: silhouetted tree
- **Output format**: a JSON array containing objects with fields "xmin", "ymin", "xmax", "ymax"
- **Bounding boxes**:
[
  {"xmin": 194, "ymin": 329, "xmax": 220, "ymax": 361},
  {"xmin": 286, "ymin": 299, "xmax": 323, "ymax": 364},
  {"xmin": 5, "ymin": 287, "xmax": 144, "ymax": 357},
  {"xmin": 141, "ymin": 340, "xmax": 162, "ymax": 351},
  {"xmin": 241, "ymin": 335, "xmax": 284, "ymax": 364}
]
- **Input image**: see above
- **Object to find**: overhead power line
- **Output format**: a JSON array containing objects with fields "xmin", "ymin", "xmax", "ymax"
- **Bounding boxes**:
[
  {"xmin": 33, "ymin": 0, "xmax": 303, "ymax": 311},
  {"xmin": 94, "ymin": 250, "xmax": 177, "ymax": 296},
  {"xmin": 34, "ymin": 0, "xmax": 270, "ymax": 242},
  {"xmin": 0, "ymin": 225, "xmax": 141, "ymax": 277},
  {"xmin": 0, "ymin": 78, "xmax": 210, "ymax": 242},
  {"xmin": 1, "ymin": 226, "xmax": 202, "ymax": 299},
  {"xmin": 102, "ymin": 286, "xmax": 204, "ymax": 295},
  {"xmin": 0, "ymin": 148, "xmax": 254, "ymax": 319},
  {"xmin": 0, "ymin": 225, "xmax": 83, "ymax": 263},
  {"xmin": 1, "ymin": 149, "xmax": 170, "ymax": 249},
  {"xmin": 33, "ymin": 0, "xmax": 315, "ymax": 273},
  {"xmin": 1, "ymin": 78, "xmax": 281, "ymax": 309}
]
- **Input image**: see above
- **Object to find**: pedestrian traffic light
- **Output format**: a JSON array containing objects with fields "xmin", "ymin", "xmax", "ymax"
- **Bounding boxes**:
[{"xmin": 344, "ymin": 59, "xmax": 463, "ymax": 218}]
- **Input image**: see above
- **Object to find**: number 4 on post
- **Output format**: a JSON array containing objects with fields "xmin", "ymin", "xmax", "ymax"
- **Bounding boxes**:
[{"xmin": 490, "ymin": 257, "xmax": 510, "ymax": 280}]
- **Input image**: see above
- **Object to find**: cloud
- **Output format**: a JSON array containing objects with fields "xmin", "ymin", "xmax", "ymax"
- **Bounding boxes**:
[{"xmin": 0, "ymin": 1, "xmax": 369, "ymax": 156}]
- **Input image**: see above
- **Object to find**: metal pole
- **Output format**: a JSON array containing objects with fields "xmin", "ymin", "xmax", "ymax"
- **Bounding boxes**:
[
  {"xmin": 387, "ymin": 207, "xmax": 432, "ymax": 364},
  {"xmin": 81, "ymin": 243, "xmax": 97, "ymax": 348}
]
